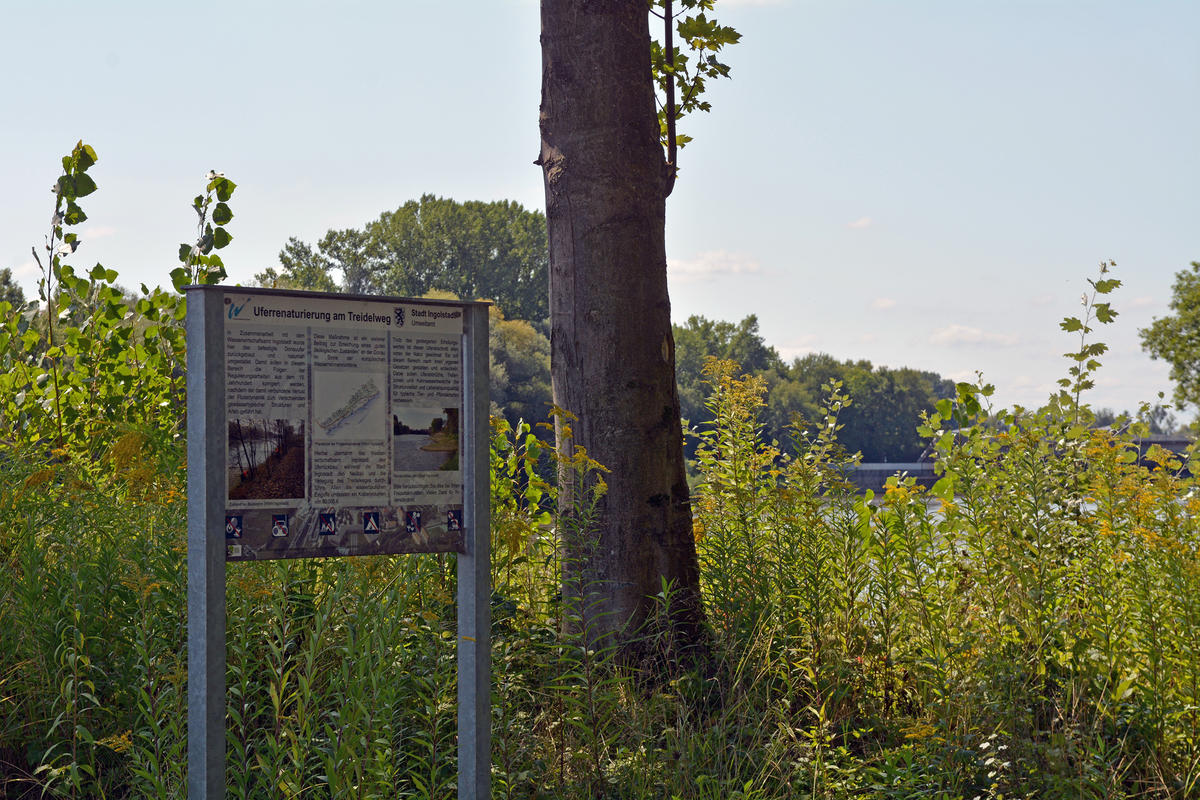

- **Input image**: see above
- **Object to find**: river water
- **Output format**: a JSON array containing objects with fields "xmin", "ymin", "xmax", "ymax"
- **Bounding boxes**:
[{"xmin": 393, "ymin": 434, "xmax": 450, "ymax": 471}]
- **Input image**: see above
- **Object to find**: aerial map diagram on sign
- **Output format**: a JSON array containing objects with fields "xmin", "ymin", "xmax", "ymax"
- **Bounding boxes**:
[{"xmin": 222, "ymin": 290, "xmax": 467, "ymax": 560}]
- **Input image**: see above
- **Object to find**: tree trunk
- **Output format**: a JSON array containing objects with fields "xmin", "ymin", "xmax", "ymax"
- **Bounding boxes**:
[{"xmin": 538, "ymin": 0, "xmax": 705, "ymax": 658}]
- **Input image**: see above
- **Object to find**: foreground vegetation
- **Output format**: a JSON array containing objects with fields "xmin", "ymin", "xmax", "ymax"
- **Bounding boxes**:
[
  {"xmin": 3, "ymin": 146, "xmax": 1198, "ymax": 797},
  {"xmin": 4, "ymin": 347, "xmax": 1200, "ymax": 797}
]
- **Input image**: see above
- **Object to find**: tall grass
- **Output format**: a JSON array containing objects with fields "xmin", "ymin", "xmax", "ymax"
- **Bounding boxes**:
[{"xmin": 3, "ymin": 339, "xmax": 1200, "ymax": 796}]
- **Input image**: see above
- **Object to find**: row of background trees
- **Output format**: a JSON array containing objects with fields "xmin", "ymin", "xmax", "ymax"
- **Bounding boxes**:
[
  {"xmin": 262, "ymin": 198, "xmax": 1150, "ymax": 465},
  {"xmin": 254, "ymin": 196, "xmax": 962, "ymax": 463},
  {"xmin": 3, "ymin": 197, "xmax": 1184, "ymax": 465},
  {"xmin": 257, "ymin": 196, "xmax": 1190, "ymax": 466},
  {"xmin": 256, "ymin": 197, "xmax": 1192, "ymax": 463},
  {"xmin": 256, "ymin": 194, "xmax": 549, "ymax": 321}
]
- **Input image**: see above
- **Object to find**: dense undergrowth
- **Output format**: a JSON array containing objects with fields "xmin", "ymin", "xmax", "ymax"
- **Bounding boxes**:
[
  {"xmin": 2, "ymin": 146, "xmax": 1198, "ymax": 798},
  {"xmin": 4, "ymin": 345, "xmax": 1200, "ymax": 798}
]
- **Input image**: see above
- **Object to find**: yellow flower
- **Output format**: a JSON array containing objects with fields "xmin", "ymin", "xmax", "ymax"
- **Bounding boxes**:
[
  {"xmin": 24, "ymin": 468, "xmax": 56, "ymax": 489},
  {"xmin": 98, "ymin": 730, "xmax": 132, "ymax": 754},
  {"xmin": 902, "ymin": 722, "xmax": 938, "ymax": 740}
]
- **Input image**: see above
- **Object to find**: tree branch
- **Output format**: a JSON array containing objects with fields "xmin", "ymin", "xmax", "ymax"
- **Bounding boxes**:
[{"xmin": 664, "ymin": 0, "xmax": 678, "ymax": 197}]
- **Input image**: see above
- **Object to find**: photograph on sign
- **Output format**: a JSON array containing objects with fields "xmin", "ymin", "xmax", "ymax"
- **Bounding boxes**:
[
  {"xmin": 227, "ymin": 417, "xmax": 306, "ymax": 501},
  {"xmin": 393, "ymin": 406, "xmax": 460, "ymax": 471},
  {"xmin": 221, "ymin": 289, "xmax": 467, "ymax": 560}
]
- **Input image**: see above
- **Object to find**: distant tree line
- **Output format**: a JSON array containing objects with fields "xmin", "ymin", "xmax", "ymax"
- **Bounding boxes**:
[
  {"xmin": 674, "ymin": 315, "xmax": 957, "ymax": 462},
  {"xmin": 1091, "ymin": 404, "xmax": 1179, "ymax": 435},
  {"xmin": 255, "ymin": 194, "xmax": 548, "ymax": 321},
  {"xmin": 0, "ymin": 268, "xmax": 24, "ymax": 309},
  {"xmin": 263, "ymin": 198, "xmax": 967, "ymax": 464}
]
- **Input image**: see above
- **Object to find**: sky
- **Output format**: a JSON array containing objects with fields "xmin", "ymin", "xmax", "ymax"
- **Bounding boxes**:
[{"xmin": 3, "ymin": 0, "xmax": 1197, "ymax": 416}]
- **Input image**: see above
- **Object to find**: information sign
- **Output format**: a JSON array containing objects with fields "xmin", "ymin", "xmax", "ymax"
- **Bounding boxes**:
[
  {"xmin": 186, "ymin": 286, "xmax": 490, "ymax": 799},
  {"xmin": 221, "ymin": 290, "xmax": 469, "ymax": 559}
]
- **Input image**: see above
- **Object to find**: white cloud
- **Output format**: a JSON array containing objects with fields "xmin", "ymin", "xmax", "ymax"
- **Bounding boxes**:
[
  {"xmin": 777, "ymin": 334, "xmax": 819, "ymax": 360},
  {"xmin": 871, "ymin": 297, "xmax": 896, "ymax": 310},
  {"xmin": 858, "ymin": 333, "xmax": 878, "ymax": 344},
  {"xmin": 721, "ymin": 0, "xmax": 787, "ymax": 6},
  {"xmin": 81, "ymin": 225, "xmax": 117, "ymax": 238},
  {"xmin": 1030, "ymin": 293, "xmax": 1055, "ymax": 307},
  {"xmin": 668, "ymin": 250, "xmax": 760, "ymax": 282},
  {"xmin": 13, "ymin": 260, "xmax": 39, "ymax": 280},
  {"xmin": 846, "ymin": 216, "xmax": 873, "ymax": 229},
  {"xmin": 929, "ymin": 323, "xmax": 1019, "ymax": 347},
  {"xmin": 1130, "ymin": 296, "xmax": 1155, "ymax": 308}
]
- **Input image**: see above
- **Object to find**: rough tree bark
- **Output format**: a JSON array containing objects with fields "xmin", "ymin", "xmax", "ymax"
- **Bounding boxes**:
[{"xmin": 538, "ymin": 0, "xmax": 705, "ymax": 657}]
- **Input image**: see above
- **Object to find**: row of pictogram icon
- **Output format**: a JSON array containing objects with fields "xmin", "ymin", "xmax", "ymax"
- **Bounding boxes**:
[{"xmin": 224, "ymin": 509, "xmax": 462, "ymax": 540}]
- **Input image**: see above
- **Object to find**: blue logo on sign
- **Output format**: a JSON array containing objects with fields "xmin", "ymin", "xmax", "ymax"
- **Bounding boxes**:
[{"xmin": 228, "ymin": 300, "xmax": 247, "ymax": 319}]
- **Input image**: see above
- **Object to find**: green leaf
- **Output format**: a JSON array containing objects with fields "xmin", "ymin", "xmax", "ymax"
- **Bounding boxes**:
[
  {"xmin": 76, "ymin": 144, "xmax": 98, "ymax": 170},
  {"xmin": 1094, "ymin": 303, "xmax": 1118, "ymax": 323},
  {"xmin": 215, "ymin": 178, "xmax": 237, "ymax": 202},
  {"xmin": 170, "ymin": 267, "xmax": 190, "ymax": 292},
  {"xmin": 213, "ymin": 228, "xmax": 233, "ymax": 249},
  {"xmin": 73, "ymin": 172, "xmax": 98, "ymax": 198},
  {"xmin": 64, "ymin": 201, "xmax": 87, "ymax": 225},
  {"xmin": 178, "ymin": 243, "xmax": 193, "ymax": 263},
  {"xmin": 1060, "ymin": 317, "xmax": 1084, "ymax": 332},
  {"xmin": 212, "ymin": 202, "xmax": 234, "ymax": 225},
  {"xmin": 931, "ymin": 475, "xmax": 956, "ymax": 501}
]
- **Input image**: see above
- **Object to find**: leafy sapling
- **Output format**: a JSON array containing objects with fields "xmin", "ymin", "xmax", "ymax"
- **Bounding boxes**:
[
  {"xmin": 172, "ymin": 170, "xmax": 236, "ymax": 291},
  {"xmin": 32, "ymin": 141, "xmax": 100, "ymax": 327},
  {"xmin": 649, "ymin": 0, "xmax": 741, "ymax": 194},
  {"xmin": 28, "ymin": 140, "xmax": 100, "ymax": 448},
  {"xmin": 1059, "ymin": 259, "xmax": 1121, "ymax": 422}
]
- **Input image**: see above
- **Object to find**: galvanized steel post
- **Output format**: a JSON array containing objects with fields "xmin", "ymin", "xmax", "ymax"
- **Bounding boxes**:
[
  {"xmin": 458, "ymin": 303, "xmax": 491, "ymax": 798},
  {"xmin": 186, "ymin": 286, "xmax": 227, "ymax": 799}
]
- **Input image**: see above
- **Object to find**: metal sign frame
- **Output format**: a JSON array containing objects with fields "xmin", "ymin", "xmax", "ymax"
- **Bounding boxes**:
[{"xmin": 186, "ymin": 285, "xmax": 490, "ymax": 798}]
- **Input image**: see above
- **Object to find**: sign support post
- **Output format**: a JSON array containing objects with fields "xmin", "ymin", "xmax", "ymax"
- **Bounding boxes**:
[
  {"xmin": 458, "ymin": 303, "xmax": 491, "ymax": 799},
  {"xmin": 186, "ymin": 287, "xmax": 227, "ymax": 800}
]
